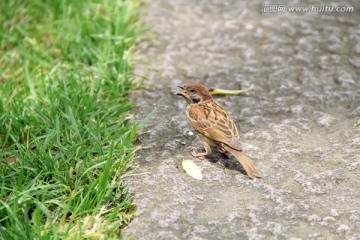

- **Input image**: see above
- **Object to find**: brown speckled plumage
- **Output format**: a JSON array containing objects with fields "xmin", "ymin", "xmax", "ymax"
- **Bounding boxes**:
[{"xmin": 176, "ymin": 82, "xmax": 261, "ymax": 179}]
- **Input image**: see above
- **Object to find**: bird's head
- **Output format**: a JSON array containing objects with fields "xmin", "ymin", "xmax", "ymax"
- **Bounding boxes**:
[{"xmin": 176, "ymin": 83, "xmax": 213, "ymax": 104}]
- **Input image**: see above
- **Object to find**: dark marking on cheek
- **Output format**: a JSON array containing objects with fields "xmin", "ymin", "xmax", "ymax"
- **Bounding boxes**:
[{"xmin": 193, "ymin": 98, "xmax": 201, "ymax": 104}]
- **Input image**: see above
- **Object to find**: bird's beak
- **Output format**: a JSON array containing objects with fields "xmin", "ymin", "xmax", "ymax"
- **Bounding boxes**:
[{"xmin": 175, "ymin": 85, "xmax": 187, "ymax": 97}]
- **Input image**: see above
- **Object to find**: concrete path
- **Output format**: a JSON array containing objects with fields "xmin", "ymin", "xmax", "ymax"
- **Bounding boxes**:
[{"xmin": 124, "ymin": 1, "xmax": 360, "ymax": 239}]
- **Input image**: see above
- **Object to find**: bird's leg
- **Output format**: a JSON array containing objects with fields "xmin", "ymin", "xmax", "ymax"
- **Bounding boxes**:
[
  {"xmin": 192, "ymin": 142, "xmax": 212, "ymax": 160},
  {"xmin": 217, "ymin": 147, "xmax": 231, "ymax": 158}
]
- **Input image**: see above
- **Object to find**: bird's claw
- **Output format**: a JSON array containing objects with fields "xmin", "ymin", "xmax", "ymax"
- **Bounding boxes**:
[
  {"xmin": 191, "ymin": 150, "xmax": 205, "ymax": 160},
  {"xmin": 217, "ymin": 148, "xmax": 231, "ymax": 158}
]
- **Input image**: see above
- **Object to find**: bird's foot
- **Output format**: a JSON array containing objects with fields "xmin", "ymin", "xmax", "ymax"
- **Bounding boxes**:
[
  {"xmin": 191, "ymin": 150, "xmax": 207, "ymax": 160},
  {"xmin": 217, "ymin": 148, "xmax": 231, "ymax": 158}
]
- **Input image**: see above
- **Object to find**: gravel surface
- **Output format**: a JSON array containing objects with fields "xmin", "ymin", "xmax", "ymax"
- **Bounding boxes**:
[{"xmin": 125, "ymin": 1, "xmax": 360, "ymax": 239}]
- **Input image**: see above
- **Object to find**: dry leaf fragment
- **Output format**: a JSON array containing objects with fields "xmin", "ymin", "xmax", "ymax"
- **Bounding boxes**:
[
  {"xmin": 182, "ymin": 159, "xmax": 203, "ymax": 180},
  {"xmin": 208, "ymin": 84, "xmax": 254, "ymax": 95}
]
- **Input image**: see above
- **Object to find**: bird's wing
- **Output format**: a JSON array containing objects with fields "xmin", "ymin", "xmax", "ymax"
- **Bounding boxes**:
[{"xmin": 186, "ymin": 101, "xmax": 242, "ymax": 151}]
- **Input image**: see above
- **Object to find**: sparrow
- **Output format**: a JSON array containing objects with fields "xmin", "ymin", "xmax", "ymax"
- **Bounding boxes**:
[{"xmin": 176, "ymin": 82, "xmax": 261, "ymax": 179}]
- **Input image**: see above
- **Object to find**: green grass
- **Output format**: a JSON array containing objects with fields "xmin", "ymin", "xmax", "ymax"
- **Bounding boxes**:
[{"xmin": 0, "ymin": 0, "xmax": 145, "ymax": 239}]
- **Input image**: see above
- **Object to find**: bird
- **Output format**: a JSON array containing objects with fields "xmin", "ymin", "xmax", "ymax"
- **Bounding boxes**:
[{"xmin": 176, "ymin": 82, "xmax": 261, "ymax": 179}]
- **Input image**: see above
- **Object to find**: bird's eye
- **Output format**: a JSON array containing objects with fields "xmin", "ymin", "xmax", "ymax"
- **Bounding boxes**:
[{"xmin": 189, "ymin": 89, "xmax": 196, "ymax": 93}]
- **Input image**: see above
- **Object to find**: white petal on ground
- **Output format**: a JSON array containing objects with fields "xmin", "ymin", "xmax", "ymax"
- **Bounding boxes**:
[{"xmin": 182, "ymin": 160, "xmax": 203, "ymax": 180}]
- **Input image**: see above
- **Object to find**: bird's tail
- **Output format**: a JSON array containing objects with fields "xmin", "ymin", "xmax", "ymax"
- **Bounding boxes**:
[{"xmin": 224, "ymin": 146, "xmax": 261, "ymax": 179}]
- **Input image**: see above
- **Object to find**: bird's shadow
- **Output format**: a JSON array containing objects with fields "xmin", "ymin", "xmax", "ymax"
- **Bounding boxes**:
[{"xmin": 206, "ymin": 151, "xmax": 248, "ymax": 176}]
